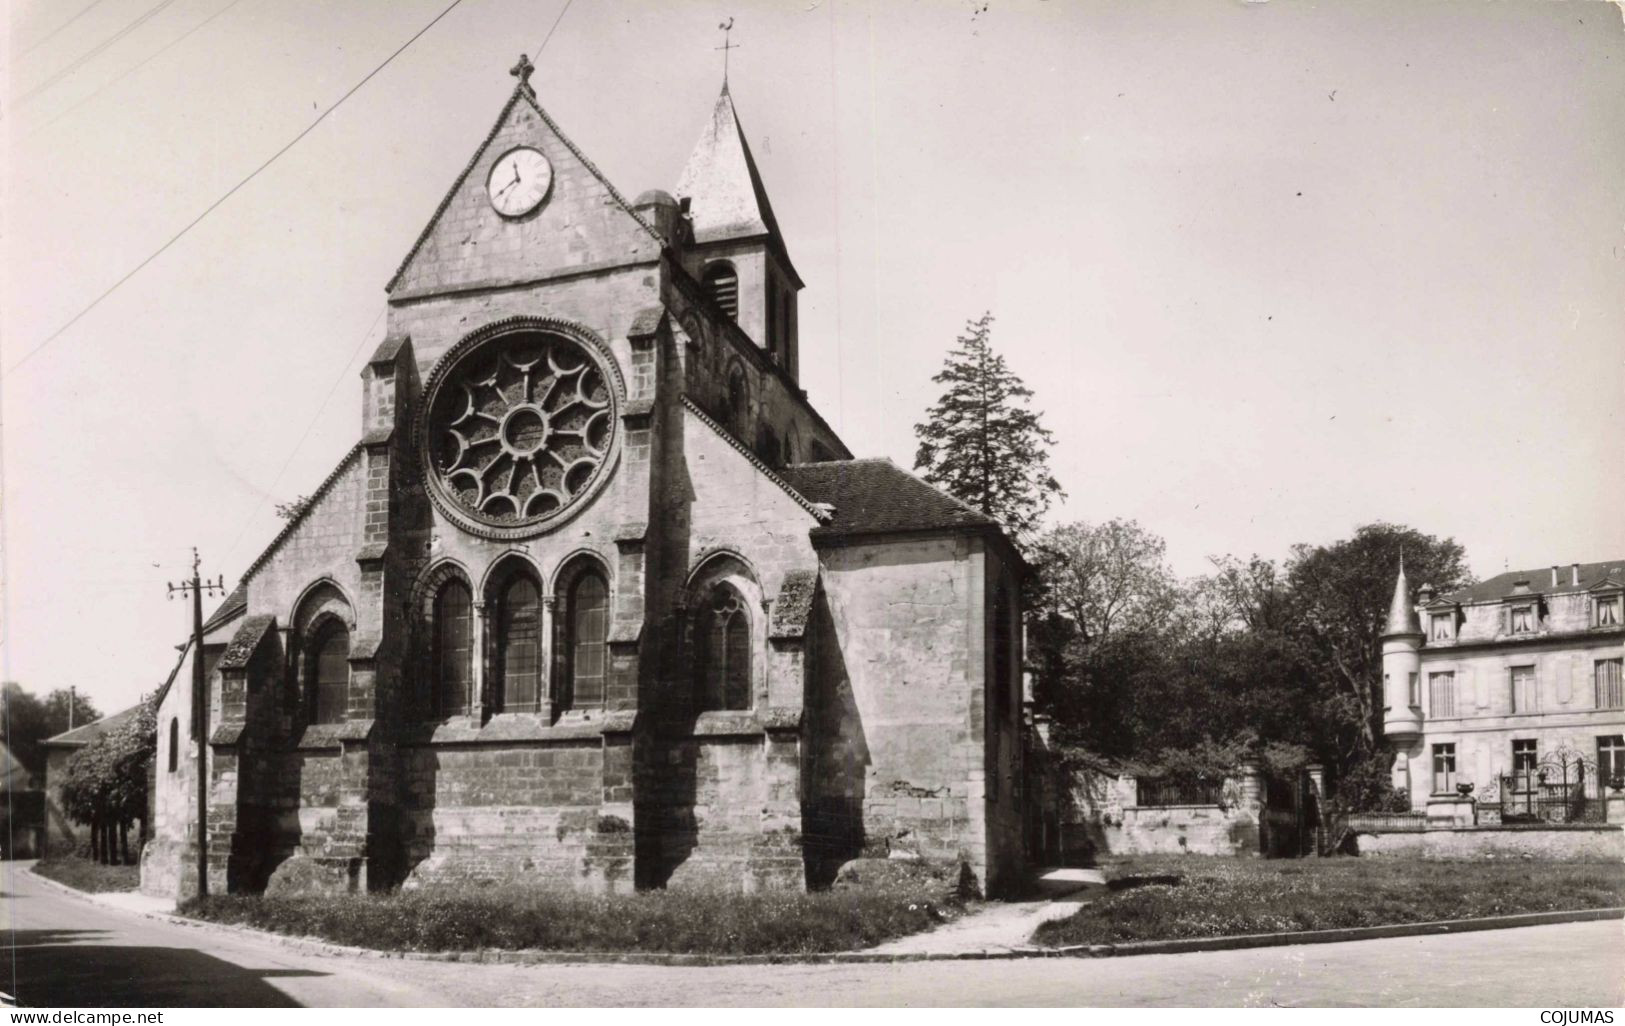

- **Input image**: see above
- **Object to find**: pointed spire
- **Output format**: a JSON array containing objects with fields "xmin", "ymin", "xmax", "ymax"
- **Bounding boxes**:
[
  {"xmin": 1383, "ymin": 555, "xmax": 1422, "ymax": 637},
  {"xmin": 674, "ymin": 85, "xmax": 787, "ymax": 252}
]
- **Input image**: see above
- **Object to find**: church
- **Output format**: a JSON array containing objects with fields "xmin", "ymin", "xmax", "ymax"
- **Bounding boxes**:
[{"xmin": 142, "ymin": 57, "xmax": 1029, "ymax": 899}]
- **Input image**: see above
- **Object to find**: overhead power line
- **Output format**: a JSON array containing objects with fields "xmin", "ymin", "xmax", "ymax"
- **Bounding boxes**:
[
  {"xmin": 5, "ymin": 0, "xmax": 469, "ymax": 378},
  {"xmin": 531, "ymin": 0, "xmax": 575, "ymax": 59},
  {"xmin": 222, "ymin": 0, "xmax": 578, "ymax": 570},
  {"xmin": 19, "ymin": 0, "xmax": 181, "ymax": 103},
  {"xmin": 20, "ymin": 0, "xmax": 113, "ymax": 56},
  {"xmin": 221, "ymin": 309, "xmax": 383, "ymax": 567},
  {"xmin": 28, "ymin": 0, "xmax": 252, "ymax": 140}
]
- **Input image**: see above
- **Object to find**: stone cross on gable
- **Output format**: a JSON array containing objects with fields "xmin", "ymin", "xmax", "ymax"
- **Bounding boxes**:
[{"xmin": 510, "ymin": 53, "xmax": 535, "ymax": 88}]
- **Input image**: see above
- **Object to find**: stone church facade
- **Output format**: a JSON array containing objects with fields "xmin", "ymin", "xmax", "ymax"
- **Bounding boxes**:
[{"xmin": 143, "ymin": 64, "xmax": 1028, "ymax": 899}]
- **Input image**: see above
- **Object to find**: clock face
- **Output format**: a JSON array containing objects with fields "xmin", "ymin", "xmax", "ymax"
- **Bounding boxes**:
[{"xmin": 486, "ymin": 147, "xmax": 552, "ymax": 217}]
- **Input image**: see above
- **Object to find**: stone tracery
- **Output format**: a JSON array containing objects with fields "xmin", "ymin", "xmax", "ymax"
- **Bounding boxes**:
[{"xmin": 424, "ymin": 327, "xmax": 618, "ymax": 535}]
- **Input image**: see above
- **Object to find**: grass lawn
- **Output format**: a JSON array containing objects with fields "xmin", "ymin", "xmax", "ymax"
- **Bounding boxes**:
[
  {"xmin": 180, "ymin": 860, "xmax": 969, "ymax": 955},
  {"xmin": 1033, "ymin": 855, "xmax": 1625, "ymax": 947},
  {"xmin": 32, "ymin": 856, "xmax": 140, "ymax": 893}
]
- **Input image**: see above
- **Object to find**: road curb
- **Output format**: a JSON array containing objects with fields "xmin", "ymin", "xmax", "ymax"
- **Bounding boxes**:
[
  {"xmin": 1044, "ymin": 906, "xmax": 1625, "ymax": 959},
  {"xmin": 22, "ymin": 865, "xmax": 1624, "ymax": 967}
]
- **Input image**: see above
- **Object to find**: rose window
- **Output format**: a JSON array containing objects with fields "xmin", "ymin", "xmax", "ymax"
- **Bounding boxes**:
[{"xmin": 423, "ymin": 326, "xmax": 619, "ymax": 536}]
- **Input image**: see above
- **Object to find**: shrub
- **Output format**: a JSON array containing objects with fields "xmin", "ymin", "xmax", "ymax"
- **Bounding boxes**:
[{"xmin": 181, "ymin": 865, "xmax": 970, "ymax": 955}]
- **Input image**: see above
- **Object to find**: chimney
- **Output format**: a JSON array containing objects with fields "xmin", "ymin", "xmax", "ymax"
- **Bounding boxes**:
[
  {"xmin": 1419, "ymin": 583, "xmax": 1436, "ymax": 603},
  {"xmin": 1572, "ymin": 563, "xmax": 1581, "ymax": 586},
  {"xmin": 1552, "ymin": 566, "xmax": 1560, "ymax": 587}
]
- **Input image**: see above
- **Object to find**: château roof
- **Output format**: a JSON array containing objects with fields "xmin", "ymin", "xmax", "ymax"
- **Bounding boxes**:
[
  {"xmin": 1437, "ymin": 561, "xmax": 1625, "ymax": 605},
  {"xmin": 1383, "ymin": 558, "xmax": 1422, "ymax": 637},
  {"xmin": 674, "ymin": 85, "xmax": 800, "ymax": 285}
]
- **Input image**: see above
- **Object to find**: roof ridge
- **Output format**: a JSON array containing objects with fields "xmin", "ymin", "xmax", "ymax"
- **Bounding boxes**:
[
  {"xmin": 518, "ymin": 90, "xmax": 662, "ymax": 245},
  {"xmin": 681, "ymin": 397, "xmax": 831, "ymax": 522},
  {"xmin": 385, "ymin": 87, "xmax": 526, "ymax": 293}
]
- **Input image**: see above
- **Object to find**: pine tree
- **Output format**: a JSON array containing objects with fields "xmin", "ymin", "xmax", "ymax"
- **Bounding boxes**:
[{"xmin": 913, "ymin": 312, "xmax": 1064, "ymax": 539}]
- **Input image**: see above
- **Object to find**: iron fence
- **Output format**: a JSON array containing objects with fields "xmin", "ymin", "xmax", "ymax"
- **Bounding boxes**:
[{"xmin": 1488, "ymin": 750, "xmax": 1608, "ymax": 824}]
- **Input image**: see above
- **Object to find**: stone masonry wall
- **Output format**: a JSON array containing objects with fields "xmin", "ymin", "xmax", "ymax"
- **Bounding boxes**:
[
  {"xmin": 1357, "ymin": 824, "xmax": 1624, "ymax": 860},
  {"xmin": 811, "ymin": 534, "xmax": 1011, "ymax": 893}
]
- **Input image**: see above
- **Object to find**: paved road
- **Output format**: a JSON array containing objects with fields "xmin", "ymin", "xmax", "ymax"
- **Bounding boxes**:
[{"xmin": 4, "ymin": 861, "xmax": 1621, "ymax": 1007}]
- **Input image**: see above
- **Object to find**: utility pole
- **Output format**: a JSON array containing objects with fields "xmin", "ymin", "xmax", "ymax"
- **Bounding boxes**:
[{"xmin": 168, "ymin": 549, "xmax": 225, "ymax": 897}]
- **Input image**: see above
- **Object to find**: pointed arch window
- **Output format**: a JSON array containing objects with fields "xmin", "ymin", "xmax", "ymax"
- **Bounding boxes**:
[
  {"xmin": 704, "ymin": 262, "xmax": 739, "ymax": 320},
  {"xmin": 696, "ymin": 583, "xmax": 751, "ymax": 711},
  {"xmin": 309, "ymin": 622, "xmax": 350, "ymax": 725},
  {"xmin": 561, "ymin": 571, "xmax": 609, "ymax": 711},
  {"xmin": 433, "ymin": 579, "xmax": 474, "ymax": 716},
  {"xmin": 496, "ymin": 574, "xmax": 542, "ymax": 713}
]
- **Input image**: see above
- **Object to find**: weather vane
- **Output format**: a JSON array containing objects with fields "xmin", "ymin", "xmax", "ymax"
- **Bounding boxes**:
[{"xmin": 716, "ymin": 18, "xmax": 739, "ymax": 86}]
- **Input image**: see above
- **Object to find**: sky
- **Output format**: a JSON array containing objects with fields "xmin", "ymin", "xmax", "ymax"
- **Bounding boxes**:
[{"xmin": 4, "ymin": 0, "xmax": 1623, "ymax": 715}]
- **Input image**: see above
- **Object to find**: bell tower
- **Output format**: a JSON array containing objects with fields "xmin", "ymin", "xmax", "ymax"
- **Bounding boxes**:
[{"xmin": 673, "ymin": 82, "xmax": 802, "ymax": 378}]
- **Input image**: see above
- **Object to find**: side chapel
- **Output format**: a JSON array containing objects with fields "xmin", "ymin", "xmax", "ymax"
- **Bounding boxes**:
[{"xmin": 143, "ymin": 58, "xmax": 1028, "ymax": 898}]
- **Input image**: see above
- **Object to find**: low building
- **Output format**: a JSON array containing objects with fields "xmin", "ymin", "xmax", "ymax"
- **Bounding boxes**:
[
  {"xmin": 1381, "ymin": 558, "xmax": 1625, "ymax": 818},
  {"xmin": 41, "ymin": 702, "xmax": 150, "ymax": 855}
]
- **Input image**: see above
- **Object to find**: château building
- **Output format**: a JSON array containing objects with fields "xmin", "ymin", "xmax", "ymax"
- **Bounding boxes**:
[{"xmin": 1381, "ymin": 558, "xmax": 1625, "ymax": 813}]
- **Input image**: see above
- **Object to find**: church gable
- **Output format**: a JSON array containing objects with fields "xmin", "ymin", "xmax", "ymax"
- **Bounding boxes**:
[
  {"xmin": 387, "ymin": 84, "xmax": 663, "ymax": 300},
  {"xmin": 238, "ymin": 446, "xmax": 367, "ymax": 626}
]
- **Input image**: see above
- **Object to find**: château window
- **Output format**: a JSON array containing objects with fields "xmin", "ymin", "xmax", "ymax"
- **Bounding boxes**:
[
  {"xmin": 496, "ymin": 574, "xmax": 543, "ymax": 714},
  {"xmin": 310, "ymin": 621, "xmax": 350, "ymax": 725},
  {"xmin": 1509, "ymin": 665, "xmax": 1537, "ymax": 714},
  {"xmin": 1599, "ymin": 735, "xmax": 1625, "ymax": 792},
  {"xmin": 1426, "ymin": 671, "xmax": 1451, "ymax": 715},
  {"xmin": 696, "ymin": 584, "xmax": 751, "ymax": 712},
  {"xmin": 1430, "ymin": 613, "xmax": 1453, "ymax": 641},
  {"xmin": 1596, "ymin": 658, "xmax": 1624, "ymax": 711},
  {"xmin": 562, "ymin": 570, "xmax": 609, "ymax": 711},
  {"xmin": 167, "ymin": 718, "xmax": 178, "ymax": 773},
  {"xmin": 1512, "ymin": 738, "xmax": 1538, "ymax": 777},
  {"xmin": 703, "ymin": 262, "xmax": 739, "ymax": 321},
  {"xmin": 1596, "ymin": 596, "xmax": 1622, "ymax": 628},
  {"xmin": 1431, "ymin": 743, "xmax": 1456, "ymax": 794},
  {"xmin": 1509, "ymin": 605, "xmax": 1534, "ymax": 634},
  {"xmin": 433, "ymin": 579, "xmax": 474, "ymax": 717}
]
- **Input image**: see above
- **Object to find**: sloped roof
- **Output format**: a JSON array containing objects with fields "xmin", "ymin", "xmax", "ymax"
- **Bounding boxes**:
[
  {"xmin": 779, "ymin": 459, "xmax": 999, "ymax": 539},
  {"xmin": 43, "ymin": 704, "xmax": 142, "ymax": 749},
  {"xmin": 674, "ymin": 85, "xmax": 800, "ymax": 284},
  {"xmin": 201, "ymin": 580, "xmax": 248, "ymax": 633},
  {"xmin": 1439, "ymin": 560, "xmax": 1625, "ymax": 604}
]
